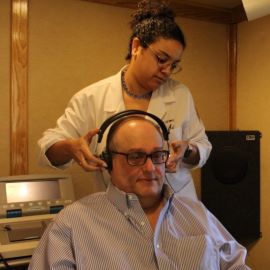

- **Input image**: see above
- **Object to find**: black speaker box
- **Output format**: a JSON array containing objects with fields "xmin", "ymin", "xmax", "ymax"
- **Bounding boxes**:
[{"xmin": 201, "ymin": 130, "xmax": 261, "ymax": 240}]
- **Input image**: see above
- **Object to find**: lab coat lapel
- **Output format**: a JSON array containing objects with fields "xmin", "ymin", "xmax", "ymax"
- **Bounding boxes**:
[
  {"xmin": 103, "ymin": 72, "xmax": 176, "ymax": 124},
  {"xmin": 104, "ymin": 69, "xmax": 125, "ymax": 117},
  {"xmin": 148, "ymin": 84, "xmax": 175, "ymax": 122}
]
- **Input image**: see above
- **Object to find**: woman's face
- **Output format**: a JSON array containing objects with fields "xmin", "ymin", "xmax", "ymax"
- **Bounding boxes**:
[{"xmin": 131, "ymin": 38, "xmax": 184, "ymax": 91}]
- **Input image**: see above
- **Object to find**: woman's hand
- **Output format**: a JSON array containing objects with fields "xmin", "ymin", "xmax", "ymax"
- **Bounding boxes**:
[
  {"xmin": 166, "ymin": 140, "xmax": 189, "ymax": 173},
  {"xmin": 166, "ymin": 140, "xmax": 199, "ymax": 172},
  {"xmin": 71, "ymin": 129, "xmax": 108, "ymax": 171},
  {"xmin": 46, "ymin": 128, "xmax": 107, "ymax": 171}
]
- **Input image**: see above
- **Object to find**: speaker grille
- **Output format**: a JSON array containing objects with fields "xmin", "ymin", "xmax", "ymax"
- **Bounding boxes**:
[{"xmin": 201, "ymin": 130, "xmax": 261, "ymax": 239}]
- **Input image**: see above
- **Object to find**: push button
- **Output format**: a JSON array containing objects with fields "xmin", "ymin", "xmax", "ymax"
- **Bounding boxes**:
[
  {"xmin": 6, "ymin": 209, "xmax": 22, "ymax": 218},
  {"xmin": 50, "ymin": 205, "xmax": 64, "ymax": 214}
]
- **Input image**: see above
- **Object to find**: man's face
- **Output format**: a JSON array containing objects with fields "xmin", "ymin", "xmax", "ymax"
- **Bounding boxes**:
[{"xmin": 110, "ymin": 119, "xmax": 166, "ymax": 201}]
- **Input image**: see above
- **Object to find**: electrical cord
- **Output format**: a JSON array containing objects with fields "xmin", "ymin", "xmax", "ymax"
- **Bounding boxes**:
[{"xmin": 0, "ymin": 252, "xmax": 11, "ymax": 269}]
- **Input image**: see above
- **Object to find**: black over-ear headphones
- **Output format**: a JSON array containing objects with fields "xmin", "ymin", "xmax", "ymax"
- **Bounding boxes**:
[{"xmin": 97, "ymin": 110, "xmax": 169, "ymax": 171}]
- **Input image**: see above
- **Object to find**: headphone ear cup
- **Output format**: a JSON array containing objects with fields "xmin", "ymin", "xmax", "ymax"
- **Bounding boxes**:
[{"xmin": 100, "ymin": 151, "xmax": 112, "ymax": 171}]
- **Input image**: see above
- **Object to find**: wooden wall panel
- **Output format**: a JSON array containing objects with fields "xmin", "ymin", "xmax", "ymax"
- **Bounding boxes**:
[
  {"xmin": 228, "ymin": 23, "xmax": 237, "ymax": 130},
  {"xmin": 83, "ymin": 0, "xmax": 247, "ymax": 24},
  {"xmin": 10, "ymin": 0, "xmax": 28, "ymax": 175},
  {"xmin": 0, "ymin": 0, "xmax": 11, "ymax": 176},
  {"xmin": 9, "ymin": 0, "xmax": 241, "ymax": 174}
]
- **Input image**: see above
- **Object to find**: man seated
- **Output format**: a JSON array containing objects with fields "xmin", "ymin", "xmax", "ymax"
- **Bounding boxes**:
[{"xmin": 28, "ymin": 115, "xmax": 250, "ymax": 270}]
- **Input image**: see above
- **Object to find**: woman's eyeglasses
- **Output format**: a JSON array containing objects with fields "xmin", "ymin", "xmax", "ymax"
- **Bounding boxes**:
[{"xmin": 147, "ymin": 45, "xmax": 182, "ymax": 74}]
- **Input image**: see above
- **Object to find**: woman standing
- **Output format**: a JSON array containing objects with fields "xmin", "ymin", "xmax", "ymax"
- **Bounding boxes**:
[{"xmin": 38, "ymin": 0, "xmax": 212, "ymax": 199}]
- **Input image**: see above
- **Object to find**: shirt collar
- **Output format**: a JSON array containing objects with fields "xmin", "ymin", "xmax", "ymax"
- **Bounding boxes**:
[{"xmin": 106, "ymin": 182, "xmax": 174, "ymax": 214}]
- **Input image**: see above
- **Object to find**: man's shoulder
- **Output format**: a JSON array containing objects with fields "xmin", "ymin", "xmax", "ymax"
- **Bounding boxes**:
[
  {"xmin": 172, "ymin": 195, "xmax": 207, "ymax": 215},
  {"xmin": 74, "ymin": 191, "xmax": 107, "ymax": 207},
  {"xmin": 58, "ymin": 191, "xmax": 107, "ymax": 217}
]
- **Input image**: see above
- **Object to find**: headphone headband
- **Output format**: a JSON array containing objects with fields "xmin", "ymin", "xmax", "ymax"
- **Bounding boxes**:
[
  {"xmin": 97, "ymin": 110, "xmax": 169, "ymax": 172},
  {"xmin": 97, "ymin": 110, "xmax": 169, "ymax": 143}
]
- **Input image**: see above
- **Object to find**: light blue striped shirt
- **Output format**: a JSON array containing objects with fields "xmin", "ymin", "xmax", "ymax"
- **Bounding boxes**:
[{"xmin": 28, "ymin": 183, "xmax": 250, "ymax": 270}]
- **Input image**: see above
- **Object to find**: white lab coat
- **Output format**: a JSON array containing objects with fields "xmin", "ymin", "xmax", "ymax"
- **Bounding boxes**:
[{"xmin": 38, "ymin": 68, "xmax": 212, "ymax": 199}]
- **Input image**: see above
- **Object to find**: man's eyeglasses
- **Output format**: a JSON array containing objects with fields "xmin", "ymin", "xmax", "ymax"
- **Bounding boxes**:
[
  {"xmin": 111, "ymin": 150, "xmax": 169, "ymax": 166},
  {"xmin": 147, "ymin": 45, "xmax": 182, "ymax": 74}
]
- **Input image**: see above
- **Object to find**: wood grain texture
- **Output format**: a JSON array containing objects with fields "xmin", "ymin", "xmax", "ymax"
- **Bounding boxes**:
[
  {"xmin": 231, "ymin": 4, "xmax": 247, "ymax": 23},
  {"xmin": 228, "ymin": 23, "xmax": 237, "ymax": 130},
  {"xmin": 10, "ymin": 0, "xmax": 28, "ymax": 175},
  {"xmin": 83, "ymin": 0, "xmax": 243, "ymax": 129},
  {"xmin": 82, "ymin": 0, "xmax": 247, "ymax": 24},
  {"xmin": 8, "ymin": 0, "xmax": 242, "ymax": 175}
]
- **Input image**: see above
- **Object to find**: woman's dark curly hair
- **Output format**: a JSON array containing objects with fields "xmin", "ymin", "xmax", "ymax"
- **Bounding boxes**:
[{"xmin": 126, "ymin": 0, "xmax": 186, "ymax": 60}]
